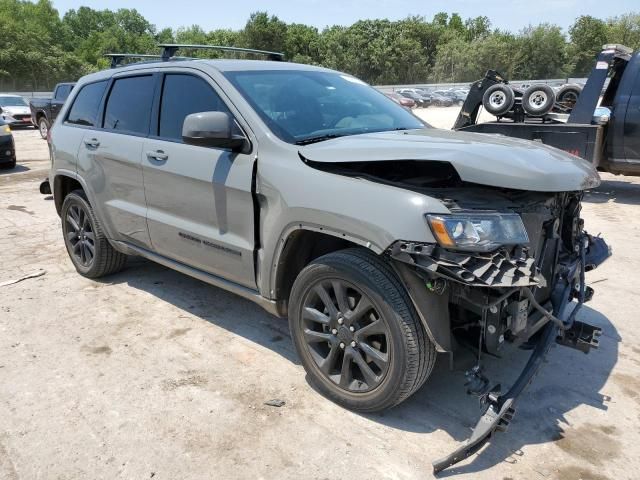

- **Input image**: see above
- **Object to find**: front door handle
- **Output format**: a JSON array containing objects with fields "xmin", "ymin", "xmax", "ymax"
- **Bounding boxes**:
[
  {"xmin": 84, "ymin": 138, "xmax": 100, "ymax": 148},
  {"xmin": 146, "ymin": 150, "xmax": 168, "ymax": 162}
]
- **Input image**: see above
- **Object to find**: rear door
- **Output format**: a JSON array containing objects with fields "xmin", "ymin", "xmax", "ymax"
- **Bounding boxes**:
[
  {"xmin": 53, "ymin": 80, "xmax": 106, "ymax": 177},
  {"xmin": 76, "ymin": 74, "xmax": 157, "ymax": 249},
  {"xmin": 142, "ymin": 71, "xmax": 256, "ymax": 288}
]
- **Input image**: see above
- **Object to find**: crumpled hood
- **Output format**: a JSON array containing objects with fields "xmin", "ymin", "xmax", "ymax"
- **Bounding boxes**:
[{"xmin": 299, "ymin": 129, "xmax": 601, "ymax": 192}]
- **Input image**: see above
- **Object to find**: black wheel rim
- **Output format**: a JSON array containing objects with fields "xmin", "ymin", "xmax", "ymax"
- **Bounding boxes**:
[
  {"xmin": 65, "ymin": 204, "xmax": 95, "ymax": 267},
  {"xmin": 301, "ymin": 279, "xmax": 391, "ymax": 393}
]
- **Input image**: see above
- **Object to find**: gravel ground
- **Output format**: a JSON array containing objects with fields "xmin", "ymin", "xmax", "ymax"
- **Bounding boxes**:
[{"xmin": 1, "ymin": 110, "xmax": 639, "ymax": 480}]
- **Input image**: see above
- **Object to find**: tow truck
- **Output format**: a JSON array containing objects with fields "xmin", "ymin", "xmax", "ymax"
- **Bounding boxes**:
[{"xmin": 454, "ymin": 44, "xmax": 640, "ymax": 177}]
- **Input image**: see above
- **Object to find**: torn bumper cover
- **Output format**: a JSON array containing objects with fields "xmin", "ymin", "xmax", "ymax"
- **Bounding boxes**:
[
  {"xmin": 389, "ymin": 242, "xmax": 545, "ymax": 288},
  {"xmin": 389, "ymin": 235, "xmax": 611, "ymax": 474}
]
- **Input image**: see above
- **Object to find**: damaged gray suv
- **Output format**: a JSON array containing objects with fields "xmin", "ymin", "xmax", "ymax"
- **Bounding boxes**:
[{"xmin": 47, "ymin": 46, "xmax": 610, "ymax": 472}]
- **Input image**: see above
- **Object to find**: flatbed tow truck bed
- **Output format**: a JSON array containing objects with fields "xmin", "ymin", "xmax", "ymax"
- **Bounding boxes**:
[{"xmin": 454, "ymin": 44, "xmax": 640, "ymax": 177}]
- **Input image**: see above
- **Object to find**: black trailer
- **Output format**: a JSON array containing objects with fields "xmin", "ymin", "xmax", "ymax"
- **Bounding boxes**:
[{"xmin": 454, "ymin": 45, "xmax": 640, "ymax": 177}]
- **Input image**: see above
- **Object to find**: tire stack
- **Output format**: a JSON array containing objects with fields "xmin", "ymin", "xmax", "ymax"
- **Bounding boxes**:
[{"xmin": 481, "ymin": 83, "xmax": 582, "ymax": 118}]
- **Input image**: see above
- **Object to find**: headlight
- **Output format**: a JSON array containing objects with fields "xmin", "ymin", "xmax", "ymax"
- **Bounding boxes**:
[
  {"xmin": 1, "ymin": 125, "xmax": 10, "ymax": 134},
  {"xmin": 427, "ymin": 213, "xmax": 529, "ymax": 252}
]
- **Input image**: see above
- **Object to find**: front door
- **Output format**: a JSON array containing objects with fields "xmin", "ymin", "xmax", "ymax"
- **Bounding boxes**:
[{"xmin": 142, "ymin": 72, "xmax": 256, "ymax": 289}]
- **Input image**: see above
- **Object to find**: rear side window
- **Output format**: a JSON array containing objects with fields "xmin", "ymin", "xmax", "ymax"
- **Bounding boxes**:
[
  {"xmin": 66, "ymin": 81, "xmax": 108, "ymax": 127},
  {"xmin": 158, "ymin": 74, "xmax": 229, "ymax": 141},
  {"xmin": 104, "ymin": 75, "xmax": 155, "ymax": 135}
]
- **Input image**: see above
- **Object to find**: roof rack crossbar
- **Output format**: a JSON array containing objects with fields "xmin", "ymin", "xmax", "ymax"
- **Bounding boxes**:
[
  {"xmin": 157, "ymin": 44, "xmax": 285, "ymax": 62},
  {"xmin": 105, "ymin": 53, "xmax": 163, "ymax": 69}
]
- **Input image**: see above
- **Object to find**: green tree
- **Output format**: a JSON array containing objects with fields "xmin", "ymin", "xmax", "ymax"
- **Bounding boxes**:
[
  {"xmin": 568, "ymin": 16, "xmax": 608, "ymax": 76},
  {"xmin": 514, "ymin": 24, "xmax": 568, "ymax": 79}
]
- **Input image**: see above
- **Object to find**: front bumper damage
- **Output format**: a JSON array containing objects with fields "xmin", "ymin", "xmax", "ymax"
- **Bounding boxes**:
[{"xmin": 390, "ymin": 233, "xmax": 611, "ymax": 474}]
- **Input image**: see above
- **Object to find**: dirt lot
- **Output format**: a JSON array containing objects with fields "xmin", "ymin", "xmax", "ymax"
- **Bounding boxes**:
[{"xmin": 1, "ymin": 109, "xmax": 640, "ymax": 480}]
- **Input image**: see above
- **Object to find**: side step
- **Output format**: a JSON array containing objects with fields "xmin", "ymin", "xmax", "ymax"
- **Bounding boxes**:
[{"xmin": 556, "ymin": 320, "xmax": 602, "ymax": 354}]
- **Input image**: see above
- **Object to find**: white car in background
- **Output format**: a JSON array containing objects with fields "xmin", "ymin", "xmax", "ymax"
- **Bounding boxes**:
[{"xmin": 0, "ymin": 94, "xmax": 33, "ymax": 127}]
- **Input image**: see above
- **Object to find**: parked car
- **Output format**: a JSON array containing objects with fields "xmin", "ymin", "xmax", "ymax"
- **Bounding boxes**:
[
  {"xmin": 46, "ymin": 46, "xmax": 609, "ymax": 473},
  {"xmin": 0, "ymin": 118, "xmax": 16, "ymax": 169},
  {"xmin": 0, "ymin": 94, "xmax": 33, "ymax": 127},
  {"xmin": 428, "ymin": 92, "xmax": 454, "ymax": 107},
  {"xmin": 384, "ymin": 91, "xmax": 415, "ymax": 108},
  {"xmin": 396, "ymin": 89, "xmax": 430, "ymax": 107},
  {"xmin": 29, "ymin": 82, "xmax": 75, "ymax": 139},
  {"xmin": 433, "ymin": 89, "xmax": 467, "ymax": 105}
]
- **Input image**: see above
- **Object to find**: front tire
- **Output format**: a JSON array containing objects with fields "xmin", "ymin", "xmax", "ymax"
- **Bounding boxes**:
[
  {"xmin": 289, "ymin": 248, "xmax": 436, "ymax": 412},
  {"xmin": 61, "ymin": 190, "xmax": 126, "ymax": 278}
]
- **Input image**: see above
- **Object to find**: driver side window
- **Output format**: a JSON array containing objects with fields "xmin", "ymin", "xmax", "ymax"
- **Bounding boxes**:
[{"xmin": 158, "ymin": 74, "xmax": 230, "ymax": 141}]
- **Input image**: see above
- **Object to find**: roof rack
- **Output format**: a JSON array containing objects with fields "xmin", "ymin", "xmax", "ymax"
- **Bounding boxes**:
[
  {"xmin": 158, "ymin": 43, "xmax": 285, "ymax": 62},
  {"xmin": 105, "ymin": 53, "xmax": 163, "ymax": 69}
]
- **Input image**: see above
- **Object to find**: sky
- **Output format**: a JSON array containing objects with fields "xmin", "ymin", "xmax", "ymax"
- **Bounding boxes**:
[{"xmin": 51, "ymin": 0, "xmax": 637, "ymax": 33}]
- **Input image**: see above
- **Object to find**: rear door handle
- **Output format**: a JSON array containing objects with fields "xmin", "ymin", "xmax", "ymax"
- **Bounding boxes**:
[
  {"xmin": 84, "ymin": 138, "xmax": 100, "ymax": 148},
  {"xmin": 146, "ymin": 150, "xmax": 168, "ymax": 162}
]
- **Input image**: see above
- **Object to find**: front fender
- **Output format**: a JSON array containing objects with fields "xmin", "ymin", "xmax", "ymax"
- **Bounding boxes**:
[{"xmin": 258, "ymin": 161, "xmax": 451, "ymax": 299}]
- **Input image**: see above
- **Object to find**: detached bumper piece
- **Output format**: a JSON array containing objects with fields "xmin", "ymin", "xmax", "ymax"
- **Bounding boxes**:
[
  {"xmin": 432, "ymin": 323, "xmax": 558, "ymax": 475},
  {"xmin": 556, "ymin": 320, "xmax": 602, "ymax": 353}
]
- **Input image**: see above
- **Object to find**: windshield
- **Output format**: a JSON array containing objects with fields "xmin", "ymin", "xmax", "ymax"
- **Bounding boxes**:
[
  {"xmin": 0, "ymin": 96, "xmax": 27, "ymax": 107},
  {"xmin": 224, "ymin": 70, "xmax": 425, "ymax": 144}
]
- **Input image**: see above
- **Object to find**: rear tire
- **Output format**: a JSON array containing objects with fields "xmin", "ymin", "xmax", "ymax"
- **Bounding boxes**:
[
  {"xmin": 38, "ymin": 117, "xmax": 49, "ymax": 139},
  {"xmin": 289, "ymin": 248, "xmax": 436, "ymax": 412},
  {"xmin": 522, "ymin": 84, "xmax": 555, "ymax": 116},
  {"xmin": 61, "ymin": 190, "xmax": 127, "ymax": 278},
  {"xmin": 482, "ymin": 84, "xmax": 515, "ymax": 116}
]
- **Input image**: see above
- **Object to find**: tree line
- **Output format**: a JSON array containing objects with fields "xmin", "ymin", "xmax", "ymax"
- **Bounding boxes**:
[{"xmin": 0, "ymin": 0, "xmax": 639, "ymax": 91}]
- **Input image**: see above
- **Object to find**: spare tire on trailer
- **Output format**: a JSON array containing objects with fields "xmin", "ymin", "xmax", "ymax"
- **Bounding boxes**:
[
  {"xmin": 522, "ymin": 84, "xmax": 555, "ymax": 116},
  {"xmin": 482, "ymin": 84, "xmax": 515, "ymax": 116},
  {"xmin": 556, "ymin": 84, "xmax": 582, "ymax": 108}
]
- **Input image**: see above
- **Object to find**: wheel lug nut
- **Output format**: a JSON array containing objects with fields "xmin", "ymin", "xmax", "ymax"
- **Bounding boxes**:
[
  {"xmin": 349, "ymin": 326, "xmax": 355, "ymax": 332},
  {"xmin": 339, "ymin": 342, "xmax": 345, "ymax": 349},
  {"xmin": 350, "ymin": 341, "xmax": 356, "ymax": 348},
  {"xmin": 337, "ymin": 317, "xmax": 343, "ymax": 325},
  {"xmin": 331, "ymin": 329, "xmax": 338, "ymax": 335}
]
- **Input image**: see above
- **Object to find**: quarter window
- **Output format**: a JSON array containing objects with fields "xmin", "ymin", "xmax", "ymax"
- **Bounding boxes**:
[
  {"xmin": 55, "ymin": 85, "xmax": 73, "ymax": 101},
  {"xmin": 158, "ymin": 74, "xmax": 230, "ymax": 141},
  {"xmin": 104, "ymin": 75, "xmax": 155, "ymax": 135},
  {"xmin": 66, "ymin": 81, "xmax": 108, "ymax": 127}
]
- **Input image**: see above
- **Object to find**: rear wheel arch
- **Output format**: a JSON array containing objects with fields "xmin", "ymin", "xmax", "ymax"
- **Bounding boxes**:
[{"xmin": 53, "ymin": 174, "xmax": 84, "ymax": 215}]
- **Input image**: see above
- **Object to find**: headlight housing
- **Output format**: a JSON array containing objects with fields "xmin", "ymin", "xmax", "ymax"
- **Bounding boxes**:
[{"xmin": 427, "ymin": 213, "xmax": 529, "ymax": 252}]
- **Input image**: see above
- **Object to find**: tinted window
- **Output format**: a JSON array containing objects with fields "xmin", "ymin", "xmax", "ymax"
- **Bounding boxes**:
[
  {"xmin": 66, "ymin": 81, "xmax": 108, "ymax": 127},
  {"xmin": 158, "ymin": 74, "xmax": 229, "ymax": 141},
  {"xmin": 104, "ymin": 75, "xmax": 155, "ymax": 135},
  {"xmin": 55, "ymin": 85, "xmax": 73, "ymax": 101}
]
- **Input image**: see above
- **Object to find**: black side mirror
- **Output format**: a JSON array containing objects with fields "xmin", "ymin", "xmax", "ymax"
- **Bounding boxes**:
[{"xmin": 182, "ymin": 111, "xmax": 248, "ymax": 152}]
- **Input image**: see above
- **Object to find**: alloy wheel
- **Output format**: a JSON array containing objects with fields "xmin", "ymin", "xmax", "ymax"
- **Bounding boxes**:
[
  {"xmin": 65, "ymin": 204, "xmax": 95, "ymax": 267},
  {"xmin": 39, "ymin": 119, "xmax": 48, "ymax": 138},
  {"xmin": 300, "ymin": 279, "xmax": 391, "ymax": 392}
]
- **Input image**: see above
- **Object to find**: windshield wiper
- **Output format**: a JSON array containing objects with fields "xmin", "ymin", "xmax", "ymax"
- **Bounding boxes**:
[{"xmin": 295, "ymin": 133, "xmax": 345, "ymax": 146}]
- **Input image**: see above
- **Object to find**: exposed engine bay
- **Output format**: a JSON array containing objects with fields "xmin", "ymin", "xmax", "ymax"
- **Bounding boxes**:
[{"xmin": 307, "ymin": 157, "xmax": 611, "ymax": 474}]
